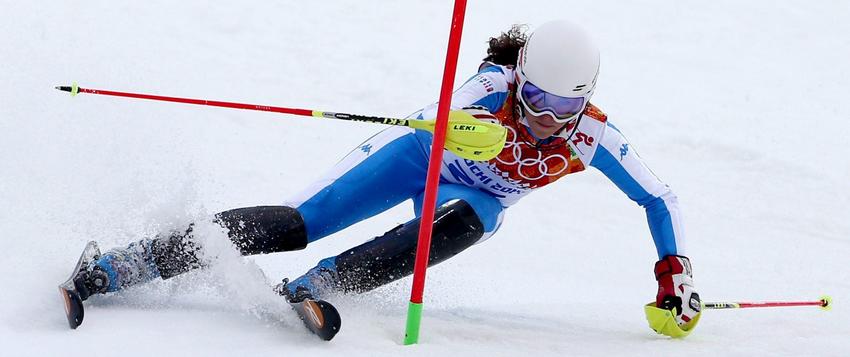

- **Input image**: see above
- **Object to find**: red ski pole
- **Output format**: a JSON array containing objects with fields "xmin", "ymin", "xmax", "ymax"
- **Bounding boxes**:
[
  {"xmin": 54, "ymin": 83, "xmax": 506, "ymax": 161},
  {"xmin": 702, "ymin": 296, "xmax": 832, "ymax": 310},
  {"xmin": 645, "ymin": 295, "xmax": 831, "ymax": 338}
]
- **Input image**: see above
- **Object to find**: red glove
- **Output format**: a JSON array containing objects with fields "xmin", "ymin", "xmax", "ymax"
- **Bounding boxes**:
[{"xmin": 654, "ymin": 255, "xmax": 701, "ymax": 325}]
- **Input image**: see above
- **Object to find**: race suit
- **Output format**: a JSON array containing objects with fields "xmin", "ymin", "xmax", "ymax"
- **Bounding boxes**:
[{"xmin": 286, "ymin": 63, "xmax": 686, "ymax": 259}]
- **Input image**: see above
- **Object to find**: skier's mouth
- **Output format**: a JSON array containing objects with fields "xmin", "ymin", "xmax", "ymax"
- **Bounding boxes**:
[{"xmin": 531, "ymin": 116, "xmax": 558, "ymax": 128}]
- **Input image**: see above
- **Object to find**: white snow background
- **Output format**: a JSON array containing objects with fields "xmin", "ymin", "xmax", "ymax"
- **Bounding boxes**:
[{"xmin": 1, "ymin": 1, "xmax": 848, "ymax": 356}]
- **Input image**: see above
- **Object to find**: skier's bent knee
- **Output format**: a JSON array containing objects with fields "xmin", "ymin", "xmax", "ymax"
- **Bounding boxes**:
[{"xmin": 281, "ymin": 199, "xmax": 484, "ymax": 300}]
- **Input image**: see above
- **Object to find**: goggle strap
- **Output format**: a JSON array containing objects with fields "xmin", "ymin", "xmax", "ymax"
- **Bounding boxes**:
[{"xmin": 561, "ymin": 113, "xmax": 583, "ymax": 141}]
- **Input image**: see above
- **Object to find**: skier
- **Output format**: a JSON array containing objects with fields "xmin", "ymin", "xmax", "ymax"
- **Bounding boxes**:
[{"xmin": 64, "ymin": 20, "xmax": 700, "ymax": 336}]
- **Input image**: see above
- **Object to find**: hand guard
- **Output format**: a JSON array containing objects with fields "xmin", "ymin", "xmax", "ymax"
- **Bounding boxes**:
[
  {"xmin": 645, "ymin": 255, "xmax": 702, "ymax": 337},
  {"xmin": 426, "ymin": 106, "xmax": 505, "ymax": 161}
]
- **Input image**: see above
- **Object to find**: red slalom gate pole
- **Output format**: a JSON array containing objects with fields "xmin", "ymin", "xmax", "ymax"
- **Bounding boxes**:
[{"xmin": 404, "ymin": 0, "xmax": 467, "ymax": 345}]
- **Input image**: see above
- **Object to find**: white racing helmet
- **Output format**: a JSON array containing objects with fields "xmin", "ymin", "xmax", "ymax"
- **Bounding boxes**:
[{"xmin": 516, "ymin": 20, "xmax": 600, "ymax": 126}]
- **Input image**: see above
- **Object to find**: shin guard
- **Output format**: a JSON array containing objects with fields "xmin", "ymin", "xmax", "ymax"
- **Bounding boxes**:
[
  {"xmin": 294, "ymin": 199, "xmax": 484, "ymax": 296},
  {"xmin": 153, "ymin": 206, "xmax": 309, "ymax": 279}
]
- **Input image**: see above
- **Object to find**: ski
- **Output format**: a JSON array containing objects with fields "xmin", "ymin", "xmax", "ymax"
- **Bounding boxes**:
[
  {"xmin": 61, "ymin": 241, "xmax": 340, "ymax": 340},
  {"xmin": 58, "ymin": 241, "xmax": 101, "ymax": 329},
  {"xmin": 288, "ymin": 298, "xmax": 341, "ymax": 341}
]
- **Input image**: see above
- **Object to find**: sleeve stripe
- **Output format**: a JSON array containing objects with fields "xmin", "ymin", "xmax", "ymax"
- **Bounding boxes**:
[{"xmin": 645, "ymin": 193, "xmax": 680, "ymax": 257}]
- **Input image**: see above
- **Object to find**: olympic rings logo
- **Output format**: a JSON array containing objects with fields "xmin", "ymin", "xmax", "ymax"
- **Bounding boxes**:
[{"xmin": 495, "ymin": 125, "xmax": 569, "ymax": 181}]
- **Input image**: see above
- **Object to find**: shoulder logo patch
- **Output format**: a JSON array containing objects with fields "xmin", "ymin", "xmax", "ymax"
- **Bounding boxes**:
[{"xmin": 583, "ymin": 103, "xmax": 608, "ymax": 123}]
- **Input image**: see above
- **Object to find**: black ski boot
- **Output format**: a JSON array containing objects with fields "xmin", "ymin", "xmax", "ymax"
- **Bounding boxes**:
[{"xmin": 275, "ymin": 278, "xmax": 315, "ymax": 303}]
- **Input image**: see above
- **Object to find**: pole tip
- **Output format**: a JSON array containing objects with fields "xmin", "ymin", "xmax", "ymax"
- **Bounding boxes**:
[
  {"xmin": 55, "ymin": 83, "xmax": 80, "ymax": 96},
  {"xmin": 820, "ymin": 295, "xmax": 832, "ymax": 311}
]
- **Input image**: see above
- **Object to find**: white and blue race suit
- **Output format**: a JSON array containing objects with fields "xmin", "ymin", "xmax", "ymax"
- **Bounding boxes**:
[{"xmin": 285, "ymin": 63, "xmax": 686, "ymax": 259}]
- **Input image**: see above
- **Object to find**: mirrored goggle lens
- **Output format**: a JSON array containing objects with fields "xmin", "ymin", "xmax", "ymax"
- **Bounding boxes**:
[{"xmin": 520, "ymin": 81, "xmax": 585, "ymax": 122}]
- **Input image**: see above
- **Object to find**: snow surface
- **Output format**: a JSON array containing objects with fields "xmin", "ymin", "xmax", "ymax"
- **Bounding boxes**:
[{"xmin": 2, "ymin": 1, "xmax": 849, "ymax": 356}]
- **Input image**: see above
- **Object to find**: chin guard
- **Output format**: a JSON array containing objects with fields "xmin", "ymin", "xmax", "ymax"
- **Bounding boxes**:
[{"xmin": 644, "ymin": 302, "xmax": 701, "ymax": 338}]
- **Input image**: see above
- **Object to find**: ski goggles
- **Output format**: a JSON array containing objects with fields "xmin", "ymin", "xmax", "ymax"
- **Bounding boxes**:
[{"xmin": 517, "ymin": 72, "xmax": 585, "ymax": 123}]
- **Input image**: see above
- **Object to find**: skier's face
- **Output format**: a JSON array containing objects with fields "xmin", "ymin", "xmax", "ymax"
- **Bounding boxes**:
[
  {"xmin": 525, "ymin": 110, "xmax": 565, "ymax": 138},
  {"xmin": 515, "ymin": 66, "xmax": 582, "ymax": 139}
]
